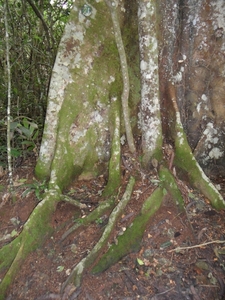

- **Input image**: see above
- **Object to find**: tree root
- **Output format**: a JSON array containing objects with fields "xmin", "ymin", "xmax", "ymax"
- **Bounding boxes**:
[
  {"xmin": 0, "ymin": 189, "xmax": 61, "ymax": 299},
  {"xmin": 158, "ymin": 166, "xmax": 184, "ymax": 210},
  {"xmin": 60, "ymin": 196, "xmax": 115, "ymax": 242},
  {"xmin": 105, "ymin": 0, "xmax": 135, "ymax": 153},
  {"xmin": 102, "ymin": 96, "xmax": 121, "ymax": 197},
  {"xmin": 169, "ymin": 84, "xmax": 225, "ymax": 209},
  {"xmin": 61, "ymin": 176, "xmax": 135, "ymax": 291},
  {"xmin": 91, "ymin": 186, "xmax": 164, "ymax": 274}
]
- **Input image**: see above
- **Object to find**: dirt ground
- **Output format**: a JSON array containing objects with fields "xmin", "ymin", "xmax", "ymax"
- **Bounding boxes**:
[{"xmin": 0, "ymin": 157, "xmax": 225, "ymax": 300}]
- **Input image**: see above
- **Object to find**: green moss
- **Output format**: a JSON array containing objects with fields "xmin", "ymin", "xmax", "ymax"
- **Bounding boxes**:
[
  {"xmin": 35, "ymin": 162, "xmax": 50, "ymax": 181},
  {"xmin": 103, "ymin": 98, "xmax": 121, "ymax": 196},
  {"xmin": 61, "ymin": 196, "xmax": 115, "ymax": 241},
  {"xmin": 0, "ymin": 190, "xmax": 61, "ymax": 298},
  {"xmin": 142, "ymin": 137, "xmax": 163, "ymax": 168},
  {"xmin": 174, "ymin": 119, "xmax": 225, "ymax": 210},
  {"xmin": 158, "ymin": 165, "xmax": 184, "ymax": 210},
  {"xmin": 0, "ymin": 238, "xmax": 21, "ymax": 274},
  {"xmin": 92, "ymin": 187, "xmax": 164, "ymax": 274}
]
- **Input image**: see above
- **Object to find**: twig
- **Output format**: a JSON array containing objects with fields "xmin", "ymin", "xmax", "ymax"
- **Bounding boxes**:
[
  {"xmin": 168, "ymin": 240, "xmax": 225, "ymax": 252},
  {"xmin": 155, "ymin": 287, "xmax": 174, "ymax": 296}
]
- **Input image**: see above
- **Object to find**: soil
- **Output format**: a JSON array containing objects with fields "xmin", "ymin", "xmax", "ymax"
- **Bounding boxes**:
[{"xmin": 0, "ymin": 157, "xmax": 225, "ymax": 300}]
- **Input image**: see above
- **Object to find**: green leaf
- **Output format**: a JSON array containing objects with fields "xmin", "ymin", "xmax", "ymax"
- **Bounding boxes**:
[
  {"xmin": 20, "ymin": 126, "xmax": 32, "ymax": 138},
  {"xmin": 137, "ymin": 258, "xmax": 144, "ymax": 266},
  {"xmin": 10, "ymin": 121, "xmax": 20, "ymax": 131},
  {"xmin": 22, "ymin": 118, "xmax": 29, "ymax": 129},
  {"xmin": 188, "ymin": 192, "xmax": 195, "ymax": 199},
  {"xmin": 11, "ymin": 148, "xmax": 21, "ymax": 157},
  {"xmin": 11, "ymin": 229, "xmax": 18, "ymax": 237},
  {"xmin": 163, "ymin": 188, "xmax": 167, "ymax": 195},
  {"xmin": 33, "ymin": 130, "xmax": 39, "ymax": 140},
  {"xmin": 56, "ymin": 265, "xmax": 64, "ymax": 272}
]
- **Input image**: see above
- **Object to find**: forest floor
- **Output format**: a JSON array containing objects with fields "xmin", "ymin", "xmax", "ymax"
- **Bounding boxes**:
[{"xmin": 0, "ymin": 156, "xmax": 225, "ymax": 300}]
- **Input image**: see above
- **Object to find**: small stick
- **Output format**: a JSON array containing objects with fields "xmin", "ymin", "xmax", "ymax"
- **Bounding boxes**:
[{"xmin": 168, "ymin": 240, "xmax": 225, "ymax": 252}]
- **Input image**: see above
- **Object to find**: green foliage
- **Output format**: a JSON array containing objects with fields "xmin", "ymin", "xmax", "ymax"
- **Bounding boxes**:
[
  {"xmin": 0, "ymin": 117, "xmax": 39, "ymax": 166},
  {"xmin": 21, "ymin": 179, "xmax": 48, "ymax": 201},
  {"xmin": 1, "ymin": 0, "xmax": 73, "ymax": 166},
  {"xmin": 10, "ymin": 117, "xmax": 39, "ymax": 151},
  {"xmin": 95, "ymin": 217, "xmax": 104, "ymax": 225}
]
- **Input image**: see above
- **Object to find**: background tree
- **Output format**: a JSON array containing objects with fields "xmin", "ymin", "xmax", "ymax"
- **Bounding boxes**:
[
  {"xmin": 0, "ymin": 0, "xmax": 225, "ymax": 298},
  {"xmin": 0, "ymin": 0, "xmax": 72, "ymax": 167}
]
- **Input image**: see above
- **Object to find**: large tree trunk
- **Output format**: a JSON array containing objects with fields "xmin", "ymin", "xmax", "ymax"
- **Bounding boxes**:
[{"xmin": 1, "ymin": 0, "xmax": 225, "ymax": 298}]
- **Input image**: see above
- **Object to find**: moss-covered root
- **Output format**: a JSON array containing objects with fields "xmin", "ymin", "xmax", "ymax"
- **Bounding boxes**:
[
  {"xmin": 103, "ymin": 97, "xmax": 121, "ymax": 197},
  {"xmin": 176, "ymin": 142, "xmax": 225, "ymax": 209},
  {"xmin": 61, "ymin": 176, "xmax": 135, "ymax": 291},
  {"xmin": 170, "ymin": 86, "xmax": 225, "ymax": 210},
  {"xmin": 105, "ymin": 0, "xmax": 135, "ymax": 153},
  {"xmin": 174, "ymin": 120, "xmax": 225, "ymax": 209},
  {"xmin": 91, "ymin": 187, "xmax": 164, "ymax": 275},
  {"xmin": 61, "ymin": 196, "xmax": 115, "ymax": 241},
  {"xmin": 0, "ymin": 189, "xmax": 60, "ymax": 299},
  {"xmin": 158, "ymin": 165, "xmax": 184, "ymax": 210}
]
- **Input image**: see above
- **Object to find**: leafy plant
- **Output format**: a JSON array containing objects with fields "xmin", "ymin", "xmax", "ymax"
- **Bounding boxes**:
[
  {"xmin": 10, "ymin": 117, "xmax": 39, "ymax": 152},
  {"xmin": 95, "ymin": 217, "xmax": 104, "ymax": 225},
  {"xmin": 21, "ymin": 179, "xmax": 47, "ymax": 201}
]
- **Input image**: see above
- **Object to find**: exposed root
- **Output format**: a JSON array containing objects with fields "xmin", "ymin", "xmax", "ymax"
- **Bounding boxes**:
[
  {"xmin": 61, "ymin": 195, "xmax": 87, "ymax": 209},
  {"xmin": 105, "ymin": 0, "xmax": 135, "ymax": 153},
  {"xmin": 0, "ymin": 189, "xmax": 60, "ymax": 300},
  {"xmin": 91, "ymin": 186, "xmax": 164, "ymax": 274},
  {"xmin": 158, "ymin": 165, "xmax": 184, "ymax": 210},
  {"xmin": 60, "ymin": 196, "xmax": 115, "ymax": 242},
  {"xmin": 61, "ymin": 176, "xmax": 135, "ymax": 291},
  {"xmin": 169, "ymin": 83, "xmax": 225, "ymax": 209}
]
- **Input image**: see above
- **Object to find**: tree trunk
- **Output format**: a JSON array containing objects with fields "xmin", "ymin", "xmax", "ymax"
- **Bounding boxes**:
[{"xmin": 1, "ymin": 0, "xmax": 225, "ymax": 298}]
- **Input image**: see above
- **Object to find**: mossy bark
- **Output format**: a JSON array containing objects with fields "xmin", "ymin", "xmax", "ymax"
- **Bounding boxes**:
[
  {"xmin": 62, "ymin": 176, "xmax": 135, "ymax": 290},
  {"xmin": 105, "ymin": 0, "xmax": 135, "ymax": 153},
  {"xmin": 103, "ymin": 97, "xmax": 121, "ymax": 196},
  {"xmin": 158, "ymin": 166, "xmax": 184, "ymax": 210},
  {"xmin": 138, "ymin": 0, "xmax": 163, "ymax": 165},
  {"xmin": 35, "ymin": 1, "xmax": 124, "ymax": 188},
  {"xmin": 169, "ymin": 90, "xmax": 225, "ymax": 210},
  {"xmin": 61, "ymin": 196, "xmax": 115, "ymax": 242},
  {"xmin": 92, "ymin": 187, "xmax": 164, "ymax": 274},
  {"xmin": 0, "ymin": 189, "xmax": 61, "ymax": 299}
]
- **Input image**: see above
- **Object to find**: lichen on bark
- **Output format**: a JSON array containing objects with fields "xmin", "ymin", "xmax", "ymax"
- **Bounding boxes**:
[
  {"xmin": 36, "ymin": 0, "xmax": 123, "ymax": 186},
  {"xmin": 138, "ymin": 0, "xmax": 162, "ymax": 165}
]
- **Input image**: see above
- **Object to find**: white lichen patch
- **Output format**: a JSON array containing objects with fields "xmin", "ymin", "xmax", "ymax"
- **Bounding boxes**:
[
  {"xmin": 69, "ymin": 124, "xmax": 87, "ymax": 144},
  {"xmin": 177, "ymin": 132, "xmax": 184, "ymax": 145},
  {"xmin": 198, "ymin": 122, "xmax": 224, "ymax": 164},
  {"xmin": 108, "ymin": 75, "xmax": 115, "ymax": 84},
  {"xmin": 138, "ymin": 1, "xmax": 162, "ymax": 155},
  {"xmin": 90, "ymin": 110, "xmax": 103, "ymax": 124},
  {"xmin": 209, "ymin": 147, "xmax": 223, "ymax": 159},
  {"xmin": 212, "ymin": 1, "xmax": 225, "ymax": 30},
  {"xmin": 201, "ymin": 94, "xmax": 207, "ymax": 101},
  {"xmin": 173, "ymin": 71, "xmax": 182, "ymax": 83},
  {"xmin": 120, "ymin": 134, "xmax": 126, "ymax": 145}
]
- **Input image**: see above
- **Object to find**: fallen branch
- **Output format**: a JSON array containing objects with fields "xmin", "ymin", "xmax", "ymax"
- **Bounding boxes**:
[{"xmin": 168, "ymin": 240, "xmax": 225, "ymax": 252}]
